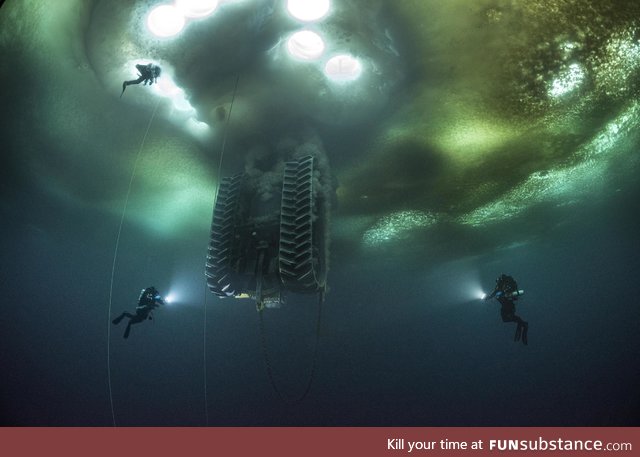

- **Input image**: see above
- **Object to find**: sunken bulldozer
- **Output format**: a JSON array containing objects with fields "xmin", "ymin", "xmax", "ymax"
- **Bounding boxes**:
[{"xmin": 205, "ymin": 155, "xmax": 329, "ymax": 309}]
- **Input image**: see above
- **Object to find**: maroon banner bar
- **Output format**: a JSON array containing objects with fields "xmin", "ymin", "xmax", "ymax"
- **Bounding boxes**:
[{"xmin": 1, "ymin": 427, "xmax": 638, "ymax": 457}]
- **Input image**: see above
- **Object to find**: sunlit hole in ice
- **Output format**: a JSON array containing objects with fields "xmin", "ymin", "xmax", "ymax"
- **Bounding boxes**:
[
  {"xmin": 324, "ymin": 54, "xmax": 362, "ymax": 82},
  {"xmin": 147, "ymin": 4, "xmax": 186, "ymax": 37},
  {"xmin": 286, "ymin": 30, "xmax": 326, "ymax": 61},
  {"xmin": 287, "ymin": 0, "xmax": 330, "ymax": 22},
  {"xmin": 175, "ymin": 0, "xmax": 219, "ymax": 18}
]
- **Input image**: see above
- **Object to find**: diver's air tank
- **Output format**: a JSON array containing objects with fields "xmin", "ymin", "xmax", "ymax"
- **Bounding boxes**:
[{"xmin": 506, "ymin": 289, "xmax": 525, "ymax": 298}]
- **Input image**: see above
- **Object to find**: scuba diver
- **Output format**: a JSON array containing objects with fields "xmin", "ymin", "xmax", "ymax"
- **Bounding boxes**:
[
  {"xmin": 121, "ymin": 63, "xmax": 162, "ymax": 97},
  {"xmin": 112, "ymin": 286, "xmax": 165, "ymax": 339},
  {"xmin": 484, "ymin": 274, "xmax": 529, "ymax": 345}
]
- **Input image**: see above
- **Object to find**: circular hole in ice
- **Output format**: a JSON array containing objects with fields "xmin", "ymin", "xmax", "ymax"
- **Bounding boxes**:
[
  {"xmin": 147, "ymin": 4, "xmax": 186, "ymax": 37},
  {"xmin": 324, "ymin": 54, "xmax": 362, "ymax": 81},
  {"xmin": 287, "ymin": 0, "xmax": 330, "ymax": 22},
  {"xmin": 286, "ymin": 30, "xmax": 326, "ymax": 61},
  {"xmin": 175, "ymin": 0, "xmax": 219, "ymax": 19}
]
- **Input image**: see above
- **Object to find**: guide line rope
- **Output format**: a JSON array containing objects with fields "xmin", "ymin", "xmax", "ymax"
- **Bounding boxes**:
[
  {"xmin": 107, "ymin": 98, "xmax": 161, "ymax": 427},
  {"xmin": 258, "ymin": 294, "xmax": 324, "ymax": 405},
  {"xmin": 203, "ymin": 74, "xmax": 240, "ymax": 426}
]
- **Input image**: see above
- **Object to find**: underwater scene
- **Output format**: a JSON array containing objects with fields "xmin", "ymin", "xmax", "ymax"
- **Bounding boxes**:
[{"xmin": 1, "ymin": 0, "xmax": 639, "ymax": 426}]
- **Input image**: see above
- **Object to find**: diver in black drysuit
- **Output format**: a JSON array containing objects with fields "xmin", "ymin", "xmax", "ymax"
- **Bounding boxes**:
[
  {"xmin": 112, "ymin": 286, "xmax": 165, "ymax": 338},
  {"xmin": 121, "ymin": 63, "xmax": 161, "ymax": 97},
  {"xmin": 485, "ymin": 274, "xmax": 529, "ymax": 345}
]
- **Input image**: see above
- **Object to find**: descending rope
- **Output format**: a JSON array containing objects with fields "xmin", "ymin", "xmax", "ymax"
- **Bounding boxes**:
[
  {"xmin": 215, "ymin": 75, "xmax": 240, "ymax": 189},
  {"xmin": 258, "ymin": 294, "xmax": 324, "ymax": 405},
  {"xmin": 203, "ymin": 74, "xmax": 240, "ymax": 426},
  {"xmin": 107, "ymin": 99, "xmax": 161, "ymax": 427}
]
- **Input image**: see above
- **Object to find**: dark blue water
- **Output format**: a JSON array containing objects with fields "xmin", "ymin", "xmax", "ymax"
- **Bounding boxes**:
[
  {"xmin": 2, "ymin": 184, "xmax": 639, "ymax": 425},
  {"xmin": 1, "ymin": 0, "xmax": 639, "ymax": 426}
]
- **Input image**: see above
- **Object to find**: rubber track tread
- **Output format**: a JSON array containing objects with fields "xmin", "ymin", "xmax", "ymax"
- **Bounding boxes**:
[
  {"xmin": 205, "ymin": 174, "xmax": 243, "ymax": 296},
  {"xmin": 278, "ymin": 157, "xmax": 320, "ymax": 292}
]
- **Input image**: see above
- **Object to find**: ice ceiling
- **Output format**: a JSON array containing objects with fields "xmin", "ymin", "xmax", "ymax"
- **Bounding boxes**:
[{"xmin": 1, "ymin": 0, "xmax": 639, "ymax": 259}]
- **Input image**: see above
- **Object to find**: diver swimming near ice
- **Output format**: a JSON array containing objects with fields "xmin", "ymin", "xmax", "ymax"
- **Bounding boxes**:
[
  {"xmin": 121, "ymin": 63, "xmax": 161, "ymax": 98},
  {"xmin": 112, "ymin": 286, "xmax": 165, "ymax": 338},
  {"xmin": 484, "ymin": 274, "xmax": 529, "ymax": 345}
]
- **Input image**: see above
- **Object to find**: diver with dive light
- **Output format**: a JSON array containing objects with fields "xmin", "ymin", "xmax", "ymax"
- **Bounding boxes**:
[
  {"xmin": 112, "ymin": 286, "xmax": 165, "ymax": 339},
  {"xmin": 484, "ymin": 274, "xmax": 529, "ymax": 345}
]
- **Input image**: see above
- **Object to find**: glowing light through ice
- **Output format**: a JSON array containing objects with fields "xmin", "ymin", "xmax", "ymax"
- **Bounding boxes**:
[
  {"xmin": 175, "ymin": 0, "xmax": 219, "ymax": 18},
  {"xmin": 151, "ymin": 76, "xmax": 195, "ymax": 112},
  {"xmin": 173, "ymin": 95, "xmax": 194, "ymax": 112},
  {"xmin": 363, "ymin": 210, "xmax": 436, "ymax": 246},
  {"xmin": 123, "ymin": 60, "xmax": 205, "ymax": 137},
  {"xmin": 186, "ymin": 118, "xmax": 210, "ymax": 137},
  {"xmin": 156, "ymin": 77, "xmax": 183, "ymax": 97},
  {"xmin": 287, "ymin": 0, "xmax": 330, "ymax": 22},
  {"xmin": 548, "ymin": 63, "xmax": 585, "ymax": 97},
  {"xmin": 457, "ymin": 101, "xmax": 640, "ymax": 227},
  {"xmin": 287, "ymin": 30, "xmax": 325, "ymax": 61},
  {"xmin": 324, "ymin": 54, "xmax": 362, "ymax": 82},
  {"xmin": 147, "ymin": 4, "xmax": 186, "ymax": 37}
]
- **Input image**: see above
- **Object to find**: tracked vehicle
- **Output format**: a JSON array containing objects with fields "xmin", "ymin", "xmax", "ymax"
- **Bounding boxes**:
[{"xmin": 205, "ymin": 155, "xmax": 329, "ymax": 308}]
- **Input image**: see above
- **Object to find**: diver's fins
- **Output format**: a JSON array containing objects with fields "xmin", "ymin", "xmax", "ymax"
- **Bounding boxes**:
[
  {"xmin": 521, "ymin": 322, "xmax": 528, "ymax": 345},
  {"xmin": 514, "ymin": 324, "xmax": 522, "ymax": 342},
  {"xmin": 112, "ymin": 314, "xmax": 125, "ymax": 325},
  {"xmin": 120, "ymin": 82, "xmax": 127, "ymax": 98},
  {"xmin": 123, "ymin": 323, "xmax": 131, "ymax": 339}
]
